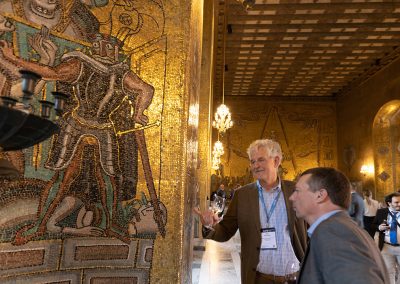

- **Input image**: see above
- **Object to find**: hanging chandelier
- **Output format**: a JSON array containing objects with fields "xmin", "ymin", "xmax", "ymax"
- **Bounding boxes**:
[
  {"xmin": 211, "ymin": 140, "xmax": 224, "ymax": 170},
  {"xmin": 213, "ymin": 140, "xmax": 224, "ymax": 157},
  {"xmin": 212, "ymin": 9, "xmax": 233, "ymax": 135},
  {"xmin": 211, "ymin": 155, "xmax": 221, "ymax": 170},
  {"xmin": 212, "ymin": 104, "xmax": 233, "ymax": 134}
]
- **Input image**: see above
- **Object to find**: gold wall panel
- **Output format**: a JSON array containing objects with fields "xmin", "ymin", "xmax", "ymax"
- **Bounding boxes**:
[{"xmin": 212, "ymin": 97, "xmax": 337, "ymax": 193}]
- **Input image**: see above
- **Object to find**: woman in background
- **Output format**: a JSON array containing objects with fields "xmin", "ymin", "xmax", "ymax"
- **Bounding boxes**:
[{"xmin": 363, "ymin": 189, "xmax": 381, "ymax": 238}]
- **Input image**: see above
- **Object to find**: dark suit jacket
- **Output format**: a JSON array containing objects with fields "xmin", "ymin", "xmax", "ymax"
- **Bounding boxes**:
[
  {"xmin": 298, "ymin": 211, "xmax": 389, "ymax": 284},
  {"xmin": 203, "ymin": 181, "xmax": 308, "ymax": 284},
  {"xmin": 373, "ymin": 208, "xmax": 389, "ymax": 250}
]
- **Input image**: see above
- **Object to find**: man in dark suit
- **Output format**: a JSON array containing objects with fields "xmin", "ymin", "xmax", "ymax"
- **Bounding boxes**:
[
  {"xmin": 194, "ymin": 139, "xmax": 308, "ymax": 284},
  {"xmin": 373, "ymin": 192, "xmax": 400, "ymax": 284},
  {"xmin": 290, "ymin": 167, "xmax": 389, "ymax": 284}
]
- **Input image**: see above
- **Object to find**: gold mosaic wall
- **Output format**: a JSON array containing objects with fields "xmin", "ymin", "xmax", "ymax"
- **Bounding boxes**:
[
  {"xmin": 212, "ymin": 97, "xmax": 337, "ymax": 192},
  {"xmin": 0, "ymin": 0, "xmax": 204, "ymax": 283}
]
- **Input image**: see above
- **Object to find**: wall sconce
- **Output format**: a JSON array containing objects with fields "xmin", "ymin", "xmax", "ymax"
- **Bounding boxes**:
[
  {"xmin": 360, "ymin": 164, "xmax": 374, "ymax": 176},
  {"xmin": 0, "ymin": 70, "xmax": 68, "ymax": 151}
]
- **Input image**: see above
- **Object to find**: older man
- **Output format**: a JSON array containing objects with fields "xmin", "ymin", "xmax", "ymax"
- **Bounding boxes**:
[
  {"xmin": 194, "ymin": 139, "xmax": 307, "ymax": 284},
  {"xmin": 290, "ymin": 167, "xmax": 389, "ymax": 284}
]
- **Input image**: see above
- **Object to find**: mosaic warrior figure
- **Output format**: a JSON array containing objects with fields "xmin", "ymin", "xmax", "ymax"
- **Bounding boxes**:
[{"xmin": 0, "ymin": 33, "xmax": 164, "ymax": 244}]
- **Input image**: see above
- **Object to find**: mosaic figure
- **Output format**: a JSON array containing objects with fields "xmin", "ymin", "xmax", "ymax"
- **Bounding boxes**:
[
  {"xmin": 0, "ymin": 32, "xmax": 166, "ymax": 244},
  {"xmin": 0, "ymin": 0, "xmax": 103, "ymax": 40}
]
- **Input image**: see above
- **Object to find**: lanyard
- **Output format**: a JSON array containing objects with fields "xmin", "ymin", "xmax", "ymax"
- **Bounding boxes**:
[{"xmin": 257, "ymin": 182, "xmax": 281, "ymax": 227}]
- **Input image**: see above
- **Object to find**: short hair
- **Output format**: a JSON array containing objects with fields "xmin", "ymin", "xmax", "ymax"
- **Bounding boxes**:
[
  {"xmin": 384, "ymin": 192, "xmax": 400, "ymax": 206},
  {"xmin": 246, "ymin": 139, "xmax": 282, "ymax": 162},
  {"xmin": 300, "ymin": 167, "xmax": 351, "ymax": 209}
]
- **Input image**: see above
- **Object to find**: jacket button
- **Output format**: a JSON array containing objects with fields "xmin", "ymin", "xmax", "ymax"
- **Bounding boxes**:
[{"xmin": 256, "ymin": 247, "xmax": 260, "ymax": 250}]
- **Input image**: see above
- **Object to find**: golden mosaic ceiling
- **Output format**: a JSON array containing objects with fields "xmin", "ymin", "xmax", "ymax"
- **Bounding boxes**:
[{"xmin": 214, "ymin": 0, "xmax": 400, "ymax": 99}]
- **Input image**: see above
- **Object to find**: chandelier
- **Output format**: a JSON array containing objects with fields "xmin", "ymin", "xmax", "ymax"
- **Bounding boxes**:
[
  {"xmin": 212, "ymin": 8, "xmax": 233, "ymax": 135},
  {"xmin": 0, "ymin": 70, "xmax": 67, "ymax": 151},
  {"xmin": 211, "ymin": 155, "xmax": 221, "ymax": 170},
  {"xmin": 213, "ymin": 140, "xmax": 224, "ymax": 157},
  {"xmin": 212, "ymin": 104, "xmax": 233, "ymax": 134},
  {"xmin": 211, "ymin": 140, "xmax": 224, "ymax": 170}
]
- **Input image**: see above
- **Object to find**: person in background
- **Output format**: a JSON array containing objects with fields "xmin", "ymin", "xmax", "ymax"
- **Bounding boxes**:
[
  {"xmin": 363, "ymin": 189, "xmax": 381, "ymax": 238},
  {"xmin": 348, "ymin": 182, "xmax": 365, "ymax": 227},
  {"xmin": 290, "ymin": 167, "xmax": 389, "ymax": 284},
  {"xmin": 194, "ymin": 139, "xmax": 307, "ymax": 284},
  {"xmin": 373, "ymin": 192, "xmax": 400, "ymax": 284},
  {"xmin": 216, "ymin": 183, "xmax": 227, "ymax": 199}
]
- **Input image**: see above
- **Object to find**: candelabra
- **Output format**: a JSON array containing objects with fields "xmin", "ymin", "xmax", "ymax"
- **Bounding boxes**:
[{"xmin": 0, "ymin": 70, "xmax": 67, "ymax": 151}]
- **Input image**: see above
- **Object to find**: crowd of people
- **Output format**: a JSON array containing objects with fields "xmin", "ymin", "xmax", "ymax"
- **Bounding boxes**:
[{"xmin": 194, "ymin": 138, "xmax": 397, "ymax": 284}]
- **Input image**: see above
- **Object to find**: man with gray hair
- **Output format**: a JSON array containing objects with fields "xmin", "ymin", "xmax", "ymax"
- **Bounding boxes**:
[{"xmin": 194, "ymin": 139, "xmax": 307, "ymax": 284}]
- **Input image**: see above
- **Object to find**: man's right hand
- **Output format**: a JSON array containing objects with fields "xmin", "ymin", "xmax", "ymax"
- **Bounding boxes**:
[
  {"xmin": 193, "ymin": 207, "xmax": 220, "ymax": 229},
  {"xmin": 378, "ymin": 223, "xmax": 390, "ymax": 231}
]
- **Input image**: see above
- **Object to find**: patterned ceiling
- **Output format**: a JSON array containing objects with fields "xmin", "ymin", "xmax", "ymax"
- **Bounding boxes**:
[{"xmin": 214, "ymin": 0, "xmax": 400, "ymax": 100}]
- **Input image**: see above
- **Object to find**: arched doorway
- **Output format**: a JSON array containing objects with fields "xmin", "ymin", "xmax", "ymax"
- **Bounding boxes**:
[{"xmin": 373, "ymin": 100, "xmax": 400, "ymax": 200}]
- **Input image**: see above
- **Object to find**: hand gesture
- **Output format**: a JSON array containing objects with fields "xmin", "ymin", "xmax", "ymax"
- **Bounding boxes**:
[
  {"xmin": 28, "ymin": 26, "xmax": 58, "ymax": 66},
  {"xmin": 0, "ymin": 40, "xmax": 16, "ymax": 62},
  {"xmin": 193, "ymin": 207, "xmax": 221, "ymax": 229},
  {"xmin": 134, "ymin": 113, "xmax": 149, "ymax": 126},
  {"xmin": 378, "ymin": 220, "xmax": 390, "ymax": 231}
]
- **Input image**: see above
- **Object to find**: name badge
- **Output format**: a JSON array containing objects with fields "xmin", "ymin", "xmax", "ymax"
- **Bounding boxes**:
[{"xmin": 260, "ymin": 227, "xmax": 277, "ymax": 250}]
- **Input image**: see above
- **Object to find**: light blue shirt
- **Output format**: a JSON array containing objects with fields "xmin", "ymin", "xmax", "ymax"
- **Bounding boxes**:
[
  {"xmin": 256, "ymin": 180, "xmax": 300, "ymax": 276},
  {"xmin": 307, "ymin": 210, "xmax": 342, "ymax": 237}
]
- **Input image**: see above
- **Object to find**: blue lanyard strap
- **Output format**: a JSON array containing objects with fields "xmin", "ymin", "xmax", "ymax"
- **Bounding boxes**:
[{"xmin": 257, "ymin": 182, "xmax": 281, "ymax": 226}]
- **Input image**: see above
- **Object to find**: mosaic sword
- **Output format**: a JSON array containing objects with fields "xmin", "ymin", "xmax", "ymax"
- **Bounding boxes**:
[{"xmin": 135, "ymin": 129, "xmax": 166, "ymax": 237}]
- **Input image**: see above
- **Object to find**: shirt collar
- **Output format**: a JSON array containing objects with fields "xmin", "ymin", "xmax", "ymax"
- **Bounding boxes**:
[
  {"xmin": 307, "ymin": 210, "xmax": 342, "ymax": 237},
  {"xmin": 256, "ymin": 178, "xmax": 281, "ymax": 193}
]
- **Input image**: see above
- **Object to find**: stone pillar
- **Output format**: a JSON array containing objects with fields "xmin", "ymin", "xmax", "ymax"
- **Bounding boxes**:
[{"xmin": 195, "ymin": 0, "xmax": 216, "ymax": 239}]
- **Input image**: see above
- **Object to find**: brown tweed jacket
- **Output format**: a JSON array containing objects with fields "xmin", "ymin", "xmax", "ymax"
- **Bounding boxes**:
[{"xmin": 203, "ymin": 180, "xmax": 308, "ymax": 284}]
